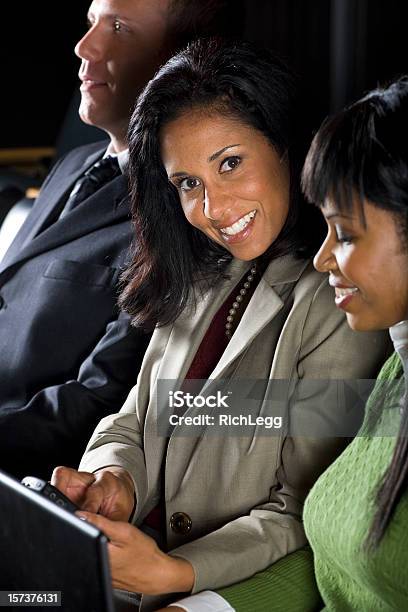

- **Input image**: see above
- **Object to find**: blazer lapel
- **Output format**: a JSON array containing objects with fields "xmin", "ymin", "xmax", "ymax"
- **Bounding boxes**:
[
  {"xmin": 207, "ymin": 280, "xmax": 284, "ymax": 381},
  {"xmin": 154, "ymin": 259, "xmax": 249, "ymax": 384},
  {"xmin": 144, "ymin": 256, "xmax": 310, "ymax": 467},
  {"xmin": 208, "ymin": 255, "xmax": 310, "ymax": 381},
  {"xmin": 142, "ymin": 260, "xmax": 248, "ymax": 474},
  {"xmin": 149, "ymin": 255, "xmax": 310, "ymax": 388}
]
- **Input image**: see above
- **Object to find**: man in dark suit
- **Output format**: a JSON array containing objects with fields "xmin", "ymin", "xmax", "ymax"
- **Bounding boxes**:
[{"xmin": 0, "ymin": 0, "xmax": 243, "ymax": 480}]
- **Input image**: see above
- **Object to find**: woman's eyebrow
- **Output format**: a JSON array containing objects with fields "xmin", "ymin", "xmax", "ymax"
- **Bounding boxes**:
[
  {"xmin": 168, "ymin": 144, "xmax": 242, "ymax": 178},
  {"xmin": 208, "ymin": 144, "xmax": 240, "ymax": 163},
  {"xmin": 325, "ymin": 213, "xmax": 355, "ymax": 221}
]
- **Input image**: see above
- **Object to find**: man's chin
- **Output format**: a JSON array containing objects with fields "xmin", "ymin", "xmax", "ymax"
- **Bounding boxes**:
[
  {"xmin": 78, "ymin": 101, "xmax": 127, "ymax": 144},
  {"xmin": 78, "ymin": 104, "xmax": 103, "ymax": 129}
]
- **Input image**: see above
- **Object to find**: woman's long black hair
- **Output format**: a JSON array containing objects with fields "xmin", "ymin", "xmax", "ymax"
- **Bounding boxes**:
[
  {"xmin": 302, "ymin": 76, "xmax": 408, "ymax": 549},
  {"xmin": 120, "ymin": 38, "xmax": 323, "ymax": 330}
]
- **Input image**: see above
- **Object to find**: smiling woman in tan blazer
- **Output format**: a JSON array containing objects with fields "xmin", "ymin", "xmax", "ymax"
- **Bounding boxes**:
[{"xmin": 52, "ymin": 40, "xmax": 389, "ymax": 611}]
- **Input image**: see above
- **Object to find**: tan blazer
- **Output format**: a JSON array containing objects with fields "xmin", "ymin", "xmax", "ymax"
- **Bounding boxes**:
[{"xmin": 80, "ymin": 254, "xmax": 389, "ymax": 609}]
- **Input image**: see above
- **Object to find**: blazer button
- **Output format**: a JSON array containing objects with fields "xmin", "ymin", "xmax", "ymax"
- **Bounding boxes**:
[{"xmin": 169, "ymin": 512, "xmax": 192, "ymax": 535}]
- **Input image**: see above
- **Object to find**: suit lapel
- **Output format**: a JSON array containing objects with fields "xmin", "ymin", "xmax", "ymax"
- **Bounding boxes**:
[
  {"xmin": 0, "ymin": 146, "xmax": 128, "ymax": 272},
  {"xmin": 29, "ymin": 147, "xmax": 103, "ymax": 239},
  {"xmin": 10, "ymin": 175, "xmax": 128, "ymax": 264}
]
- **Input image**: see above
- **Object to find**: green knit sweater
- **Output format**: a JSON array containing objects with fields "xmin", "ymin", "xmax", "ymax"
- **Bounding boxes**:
[
  {"xmin": 304, "ymin": 352, "xmax": 408, "ymax": 611},
  {"xmin": 217, "ymin": 546, "xmax": 322, "ymax": 611},
  {"xmin": 217, "ymin": 353, "xmax": 406, "ymax": 611}
]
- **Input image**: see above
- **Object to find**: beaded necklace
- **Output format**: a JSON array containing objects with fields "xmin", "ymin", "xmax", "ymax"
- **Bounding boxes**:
[{"xmin": 225, "ymin": 265, "xmax": 257, "ymax": 338}]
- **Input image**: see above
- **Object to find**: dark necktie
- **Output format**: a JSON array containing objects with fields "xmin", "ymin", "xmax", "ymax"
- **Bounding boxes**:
[{"xmin": 61, "ymin": 155, "xmax": 121, "ymax": 217}]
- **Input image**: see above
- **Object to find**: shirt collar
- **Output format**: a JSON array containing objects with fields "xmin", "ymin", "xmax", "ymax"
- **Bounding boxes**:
[{"xmin": 103, "ymin": 146, "xmax": 129, "ymax": 174}]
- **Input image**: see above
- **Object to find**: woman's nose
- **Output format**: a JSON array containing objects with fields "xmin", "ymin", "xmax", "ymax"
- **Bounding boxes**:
[
  {"xmin": 313, "ymin": 234, "xmax": 337, "ymax": 273},
  {"xmin": 203, "ymin": 186, "xmax": 228, "ymax": 221}
]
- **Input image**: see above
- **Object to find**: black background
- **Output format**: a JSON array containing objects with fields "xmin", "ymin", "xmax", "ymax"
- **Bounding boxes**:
[{"xmin": 1, "ymin": 0, "xmax": 406, "ymax": 149}]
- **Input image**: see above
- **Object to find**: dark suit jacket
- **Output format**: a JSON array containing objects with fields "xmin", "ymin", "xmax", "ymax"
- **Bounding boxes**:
[{"xmin": 0, "ymin": 142, "xmax": 150, "ymax": 479}]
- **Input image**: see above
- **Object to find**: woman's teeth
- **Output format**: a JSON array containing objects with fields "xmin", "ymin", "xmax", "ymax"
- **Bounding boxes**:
[
  {"xmin": 335, "ymin": 287, "xmax": 359, "ymax": 297},
  {"xmin": 220, "ymin": 211, "xmax": 256, "ymax": 236}
]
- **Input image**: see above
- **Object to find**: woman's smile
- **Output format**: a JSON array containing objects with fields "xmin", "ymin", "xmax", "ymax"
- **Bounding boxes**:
[
  {"xmin": 330, "ymin": 279, "xmax": 360, "ymax": 310},
  {"xmin": 314, "ymin": 199, "xmax": 408, "ymax": 330},
  {"xmin": 219, "ymin": 209, "xmax": 257, "ymax": 242}
]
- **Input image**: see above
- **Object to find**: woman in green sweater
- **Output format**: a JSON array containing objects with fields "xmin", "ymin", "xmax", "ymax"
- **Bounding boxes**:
[
  {"xmin": 202, "ymin": 77, "xmax": 408, "ymax": 611},
  {"xmin": 300, "ymin": 77, "xmax": 408, "ymax": 611}
]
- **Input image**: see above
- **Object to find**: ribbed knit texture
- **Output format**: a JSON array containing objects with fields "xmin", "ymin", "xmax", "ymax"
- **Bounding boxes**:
[
  {"xmin": 217, "ymin": 547, "xmax": 322, "ymax": 612},
  {"xmin": 304, "ymin": 352, "xmax": 408, "ymax": 611}
]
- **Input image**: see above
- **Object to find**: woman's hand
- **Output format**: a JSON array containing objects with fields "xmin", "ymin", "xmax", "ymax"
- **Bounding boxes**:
[
  {"xmin": 51, "ymin": 465, "xmax": 135, "ymax": 521},
  {"xmin": 77, "ymin": 511, "xmax": 195, "ymax": 595}
]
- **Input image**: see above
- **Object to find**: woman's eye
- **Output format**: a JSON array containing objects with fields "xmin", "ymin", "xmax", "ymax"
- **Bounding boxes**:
[
  {"xmin": 220, "ymin": 156, "xmax": 241, "ymax": 173},
  {"xmin": 113, "ymin": 18, "xmax": 121, "ymax": 31},
  {"xmin": 179, "ymin": 177, "xmax": 201, "ymax": 192}
]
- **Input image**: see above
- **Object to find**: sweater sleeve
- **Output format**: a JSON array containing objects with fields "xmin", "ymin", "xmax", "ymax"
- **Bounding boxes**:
[{"xmin": 217, "ymin": 547, "xmax": 322, "ymax": 612}]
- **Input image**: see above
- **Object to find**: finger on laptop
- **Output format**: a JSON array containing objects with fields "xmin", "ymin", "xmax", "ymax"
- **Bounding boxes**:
[{"xmin": 75, "ymin": 511, "xmax": 129, "ymax": 543}]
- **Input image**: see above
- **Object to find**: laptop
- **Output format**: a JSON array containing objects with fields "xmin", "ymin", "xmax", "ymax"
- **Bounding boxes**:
[{"xmin": 0, "ymin": 469, "xmax": 115, "ymax": 612}]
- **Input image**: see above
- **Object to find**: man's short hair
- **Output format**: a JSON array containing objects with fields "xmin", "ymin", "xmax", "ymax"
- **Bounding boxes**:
[{"xmin": 168, "ymin": 0, "xmax": 246, "ymax": 49}]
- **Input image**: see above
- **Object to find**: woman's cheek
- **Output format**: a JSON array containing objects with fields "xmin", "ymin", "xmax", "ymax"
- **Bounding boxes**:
[{"xmin": 182, "ymin": 197, "xmax": 203, "ymax": 227}]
